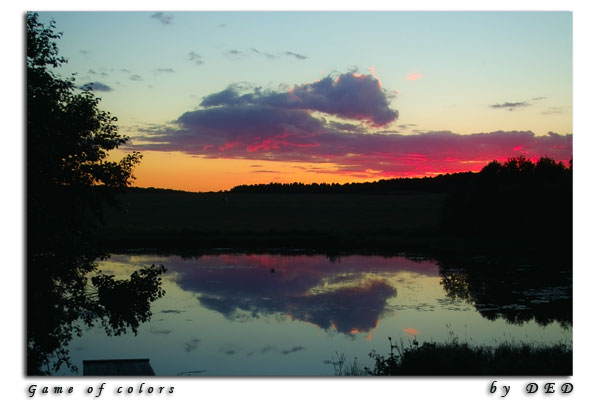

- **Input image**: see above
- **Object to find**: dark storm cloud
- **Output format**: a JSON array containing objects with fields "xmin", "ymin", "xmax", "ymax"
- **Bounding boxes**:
[
  {"xmin": 489, "ymin": 101, "xmax": 531, "ymax": 111},
  {"xmin": 151, "ymin": 12, "xmax": 174, "ymax": 25},
  {"xmin": 79, "ymin": 82, "xmax": 112, "ymax": 92}
]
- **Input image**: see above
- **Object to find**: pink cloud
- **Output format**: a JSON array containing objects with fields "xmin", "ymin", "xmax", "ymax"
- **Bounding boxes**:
[
  {"xmin": 131, "ymin": 73, "xmax": 572, "ymax": 179},
  {"xmin": 406, "ymin": 72, "xmax": 423, "ymax": 81},
  {"xmin": 403, "ymin": 327, "xmax": 419, "ymax": 337}
]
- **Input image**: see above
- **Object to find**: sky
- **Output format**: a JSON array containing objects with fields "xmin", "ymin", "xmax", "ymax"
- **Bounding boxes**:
[
  {"xmin": 6, "ymin": 3, "xmax": 599, "ymax": 400},
  {"xmin": 35, "ymin": 11, "xmax": 573, "ymax": 192}
]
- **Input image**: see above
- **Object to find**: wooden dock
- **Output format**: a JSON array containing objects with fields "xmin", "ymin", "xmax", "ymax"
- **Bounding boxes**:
[{"xmin": 83, "ymin": 358, "xmax": 155, "ymax": 376}]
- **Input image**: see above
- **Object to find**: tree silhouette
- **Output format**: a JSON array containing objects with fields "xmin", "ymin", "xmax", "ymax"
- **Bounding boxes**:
[
  {"xmin": 26, "ymin": 13, "xmax": 165, "ymax": 375},
  {"xmin": 442, "ymin": 156, "xmax": 572, "ymax": 252}
]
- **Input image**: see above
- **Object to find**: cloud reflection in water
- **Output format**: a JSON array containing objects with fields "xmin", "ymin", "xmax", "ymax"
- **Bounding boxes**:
[{"xmin": 166, "ymin": 254, "xmax": 439, "ymax": 335}]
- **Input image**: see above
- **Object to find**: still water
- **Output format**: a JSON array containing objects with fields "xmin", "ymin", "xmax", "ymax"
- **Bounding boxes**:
[{"xmin": 64, "ymin": 253, "xmax": 571, "ymax": 376}]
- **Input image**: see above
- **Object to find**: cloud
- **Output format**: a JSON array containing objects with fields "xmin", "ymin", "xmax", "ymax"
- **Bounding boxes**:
[
  {"xmin": 403, "ymin": 327, "xmax": 419, "ymax": 337},
  {"xmin": 489, "ymin": 101, "xmax": 530, "ymax": 111},
  {"xmin": 259, "ymin": 345, "xmax": 273, "ymax": 353},
  {"xmin": 239, "ymin": 48, "xmax": 308, "ymax": 61},
  {"xmin": 197, "ymin": 72, "xmax": 397, "ymax": 126},
  {"xmin": 250, "ymin": 48, "xmax": 276, "ymax": 59},
  {"xmin": 406, "ymin": 72, "xmax": 422, "ymax": 81},
  {"xmin": 281, "ymin": 346, "xmax": 305, "ymax": 355},
  {"xmin": 150, "ymin": 328, "xmax": 172, "ymax": 335},
  {"xmin": 220, "ymin": 346, "xmax": 242, "ymax": 356},
  {"xmin": 397, "ymin": 123, "xmax": 417, "ymax": 130},
  {"xmin": 130, "ymin": 74, "xmax": 143, "ymax": 81},
  {"xmin": 160, "ymin": 254, "xmax": 437, "ymax": 335},
  {"xmin": 130, "ymin": 75, "xmax": 571, "ymax": 179},
  {"xmin": 184, "ymin": 338, "xmax": 201, "ymax": 352},
  {"xmin": 79, "ymin": 82, "xmax": 112, "ymax": 92},
  {"xmin": 154, "ymin": 67, "xmax": 176, "ymax": 74},
  {"xmin": 542, "ymin": 107, "xmax": 564, "ymax": 115},
  {"xmin": 160, "ymin": 309, "xmax": 184, "ymax": 314},
  {"xmin": 188, "ymin": 51, "xmax": 204, "ymax": 65},
  {"xmin": 225, "ymin": 49, "xmax": 244, "ymax": 58},
  {"xmin": 284, "ymin": 51, "xmax": 308, "ymax": 60},
  {"xmin": 151, "ymin": 12, "xmax": 174, "ymax": 25}
]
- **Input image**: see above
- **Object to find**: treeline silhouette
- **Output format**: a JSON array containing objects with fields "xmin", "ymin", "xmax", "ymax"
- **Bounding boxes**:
[
  {"xmin": 230, "ymin": 172, "xmax": 477, "ymax": 194},
  {"xmin": 229, "ymin": 157, "xmax": 572, "ymax": 254},
  {"xmin": 442, "ymin": 156, "xmax": 572, "ymax": 246},
  {"xmin": 230, "ymin": 157, "xmax": 570, "ymax": 197}
]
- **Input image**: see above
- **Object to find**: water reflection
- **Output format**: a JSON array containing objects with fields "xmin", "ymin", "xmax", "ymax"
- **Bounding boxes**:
[
  {"xmin": 438, "ymin": 255, "xmax": 572, "ymax": 327},
  {"xmin": 61, "ymin": 252, "xmax": 572, "ymax": 376},
  {"xmin": 165, "ymin": 254, "xmax": 439, "ymax": 334},
  {"xmin": 155, "ymin": 252, "xmax": 572, "ymax": 334}
]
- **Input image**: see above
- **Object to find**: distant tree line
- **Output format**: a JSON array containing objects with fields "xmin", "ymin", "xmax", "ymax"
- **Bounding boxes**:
[
  {"xmin": 230, "ymin": 157, "xmax": 571, "ymax": 197},
  {"xmin": 230, "ymin": 156, "xmax": 572, "ymax": 251},
  {"xmin": 442, "ymin": 156, "xmax": 572, "ymax": 247},
  {"xmin": 230, "ymin": 172, "xmax": 478, "ymax": 194}
]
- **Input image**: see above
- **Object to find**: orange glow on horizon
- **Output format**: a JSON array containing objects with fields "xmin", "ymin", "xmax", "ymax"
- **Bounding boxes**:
[
  {"xmin": 111, "ymin": 149, "xmax": 387, "ymax": 192},
  {"xmin": 108, "ymin": 146, "xmax": 570, "ymax": 193}
]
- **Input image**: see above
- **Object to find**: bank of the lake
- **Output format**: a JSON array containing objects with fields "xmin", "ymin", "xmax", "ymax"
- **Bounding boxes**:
[{"xmin": 98, "ymin": 189, "xmax": 571, "ymax": 260}]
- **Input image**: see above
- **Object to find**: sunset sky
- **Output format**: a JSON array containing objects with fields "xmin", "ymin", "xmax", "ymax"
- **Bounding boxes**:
[{"xmin": 36, "ymin": 11, "xmax": 573, "ymax": 192}]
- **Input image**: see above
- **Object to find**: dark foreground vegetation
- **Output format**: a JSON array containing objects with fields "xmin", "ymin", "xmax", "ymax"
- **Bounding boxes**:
[
  {"xmin": 27, "ymin": 14, "xmax": 166, "ymax": 375},
  {"xmin": 334, "ymin": 338, "xmax": 572, "ymax": 376},
  {"xmin": 100, "ymin": 156, "xmax": 572, "ymax": 259}
]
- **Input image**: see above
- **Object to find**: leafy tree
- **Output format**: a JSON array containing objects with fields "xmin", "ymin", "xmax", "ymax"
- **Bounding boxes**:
[
  {"xmin": 442, "ymin": 156, "xmax": 572, "ymax": 250},
  {"xmin": 26, "ymin": 12, "xmax": 164, "ymax": 375}
]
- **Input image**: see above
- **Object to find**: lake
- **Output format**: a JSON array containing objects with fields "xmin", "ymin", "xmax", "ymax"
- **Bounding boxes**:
[{"xmin": 61, "ymin": 252, "xmax": 572, "ymax": 376}]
